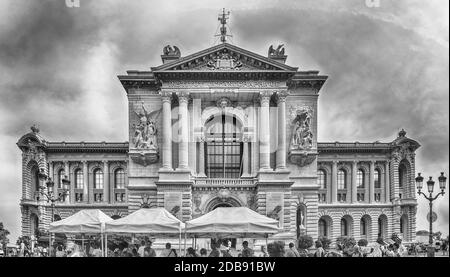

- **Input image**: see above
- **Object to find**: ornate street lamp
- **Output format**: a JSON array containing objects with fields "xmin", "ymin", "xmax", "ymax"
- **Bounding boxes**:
[
  {"xmin": 416, "ymin": 172, "xmax": 446, "ymax": 257},
  {"xmin": 35, "ymin": 168, "xmax": 70, "ymax": 255}
]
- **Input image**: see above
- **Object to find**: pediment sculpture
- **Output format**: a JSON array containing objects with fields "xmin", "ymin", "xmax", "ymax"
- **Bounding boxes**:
[{"xmin": 206, "ymin": 50, "xmax": 243, "ymax": 70}]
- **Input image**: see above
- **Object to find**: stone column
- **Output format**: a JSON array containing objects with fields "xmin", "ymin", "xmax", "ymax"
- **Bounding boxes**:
[
  {"xmin": 259, "ymin": 91, "xmax": 272, "ymax": 171},
  {"xmin": 161, "ymin": 91, "xmax": 173, "ymax": 170},
  {"xmin": 351, "ymin": 161, "xmax": 358, "ymax": 203},
  {"xmin": 384, "ymin": 161, "xmax": 390, "ymax": 203},
  {"xmin": 48, "ymin": 162, "xmax": 54, "ymax": 183},
  {"xmin": 103, "ymin": 160, "xmax": 109, "ymax": 203},
  {"xmin": 177, "ymin": 92, "xmax": 189, "ymax": 170},
  {"xmin": 64, "ymin": 161, "xmax": 70, "ymax": 204},
  {"xmin": 276, "ymin": 91, "xmax": 288, "ymax": 171},
  {"xmin": 331, "ymin": 160, "xmax": 338, "ymax": 203},
  {"xmin": 369, "ymin": 160, "xmax": 375, "ymax": 203},
  {"xmin": 82, "ymin": 161, "xmax": 88, "ymax": 203},
  {"xmin": 241, "ymin": 136, "xmax": 250, "ymax": 177},
  {"xmin": 198, "ymin": 136, "xmax": 206, "ymax": 177}
]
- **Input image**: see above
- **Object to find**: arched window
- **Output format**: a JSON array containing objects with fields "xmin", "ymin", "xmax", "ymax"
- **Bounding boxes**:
[
  {"xmin": 205, "ymin": 114, "xmax": 243, "ymax": 178},
  {"xmin": 74, "ymin": 169, "xmax": 83, "ymax": 189},
  {"xmin": 374, "ymin": 169, "xmax": 381, "ymax": 188},
  {"xmin": 93, "ymin": 169, "xmax": 103, "ymax": 189},
  {"xmin": 30, "ymin": 166, "xmax": 40, "ymax": 198},
  {"xmin": 357, "ymin": 169, "xmax": 365, "ymax": 188},
  {"xmin": 337, "ymin": 169, "xmax": 347, "ymax": 190},
  {"xmin": 319, "ymin": 218, "xmax": 328, "ymax": 237},
  {"xmin": 399, "ymin": 164, "xmax": 407, "ymax": 188},
  {"xmin": 318, "ymin": 170, "xmax": 327, "ymax": 189},
  {"xmin": 114, "ymin": 168, "xmax": 125, "ymax": 189},
  {"xmin": 360, "ymin": 218, "xmax": 367, "ymax": 236},
  {"xmin": 58, "ymin": 169, "xmax": 65, "ymax": 189},
  {"xmin": 341, "ymin": 218, "xmax": 348, "ymax": 236}
]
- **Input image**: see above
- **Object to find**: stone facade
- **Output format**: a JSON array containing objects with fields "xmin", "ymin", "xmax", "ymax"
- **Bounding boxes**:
[{"xmin": 17, "ymin": 43, "xmax": 420, "ymax": 244}]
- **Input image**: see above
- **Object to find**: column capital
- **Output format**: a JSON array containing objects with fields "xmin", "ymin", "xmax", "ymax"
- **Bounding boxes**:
[
  {"xmin": 160, "ymin": 91, "xmax": 173, "ymax": 102},
  {"xmin": 102, "ymin": 160, "xmax": 109, "ymax": 165},
  {"xmin": 81, "ymin": 160, "xmax": 88, "ymax": 164},
  {"xmin": 258, "ymin": 91, "xmax": 273, "ymax": 105},
  {"xmin": 176, "ymin": 91, "xmax": 190, "ymax": 103},
  {"xmin": 369, "ymin": 160, "xmax": 376, "ymax": 165},
  {"xmin": 352, "ymin": 160, "xmax": 359, "ymax": 165},
  {"xmin": 276, "ymin": 91, "xmax": 289, "ymax": 104},
  {"xmin": 332, "ymin": 160, "xmax": 339, "ymax": 165}
]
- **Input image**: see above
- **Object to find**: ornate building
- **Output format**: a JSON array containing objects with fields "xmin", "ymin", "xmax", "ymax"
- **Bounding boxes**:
[{"xmin": 17, "ymin": 35, "xmax": 420, "ymax": 245}]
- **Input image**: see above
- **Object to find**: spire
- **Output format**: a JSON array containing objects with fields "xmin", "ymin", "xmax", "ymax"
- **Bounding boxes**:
[{"xmin": 216, "ymin": 8, "xmax": 232, "ymax": 43}]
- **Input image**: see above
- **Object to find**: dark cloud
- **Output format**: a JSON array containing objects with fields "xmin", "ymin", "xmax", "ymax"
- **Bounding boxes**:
[{"xmin": 0, "ymin": 0, "xmax": 448, "ymax": 239}]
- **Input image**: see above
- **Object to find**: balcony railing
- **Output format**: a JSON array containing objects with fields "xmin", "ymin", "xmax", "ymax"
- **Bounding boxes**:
[{"xmin": 194, "ymin": 178, "xmax": 255, "ymax": 187}]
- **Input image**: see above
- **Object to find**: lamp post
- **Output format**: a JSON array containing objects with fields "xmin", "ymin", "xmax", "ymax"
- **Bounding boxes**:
[
  {"xmin": 415, "ymin": 172, "xmax": 447, "ymax": 257},
  {"xmin": 36, "ymin": 168, "xmax": 70, "ymax": 255}
]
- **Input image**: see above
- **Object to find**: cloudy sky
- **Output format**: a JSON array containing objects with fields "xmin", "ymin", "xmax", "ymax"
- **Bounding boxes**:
[{"xmin": 0, "ymin": 0, "xmax": 448, "ymax": 241}]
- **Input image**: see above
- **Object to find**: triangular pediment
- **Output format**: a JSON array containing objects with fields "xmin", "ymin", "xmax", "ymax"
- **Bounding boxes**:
[{"xmin": 152, "ymin": 43, "xmax": 298, "ymax": 72}]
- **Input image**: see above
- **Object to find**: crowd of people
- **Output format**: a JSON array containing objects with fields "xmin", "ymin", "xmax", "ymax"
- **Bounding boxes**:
[{"xmin": 3, "ymin": 236, "xmax": 448, "ymax": 257}]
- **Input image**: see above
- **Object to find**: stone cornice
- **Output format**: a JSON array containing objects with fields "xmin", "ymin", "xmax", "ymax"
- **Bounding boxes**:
[{"xmin": 45, "ymin": 142, "xmax": 129, "ymax": 153}]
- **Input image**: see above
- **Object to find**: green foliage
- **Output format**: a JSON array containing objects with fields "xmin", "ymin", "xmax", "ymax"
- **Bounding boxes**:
[
  {"xmin": 267, "ymin": 241, "xmax": 285, "ymax": 257},
  {"xmin": 318, "ymin": 236, "xmax": 332, "ymax": 249},
  {"xmin": 336, "ymin": 236, "xmax": 356, "ymax": 251},
  {"xmin": 357, "ymin": 239, "xmax": 368, "ymax": 247},
  {"xmin": 297, "ymin": 235, "xmax": 314, "ymax": 250},
  {"xmin": 0, "ymin": 222, "xmax": 10, "ymax": 245}
]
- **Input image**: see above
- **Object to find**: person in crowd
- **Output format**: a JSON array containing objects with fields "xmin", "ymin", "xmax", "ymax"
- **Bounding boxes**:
[
  {"xmin": 259, "ymin": 245, "xmax": 269, "ymax": 257},
  {"xmin": 442, "ymin": 241, "xmax": 448, "ymax": 256},
  {"xmin": 185, "ymin": 247, "xmax": 198, "ymax": 257},
  {"xmin": 132, "ymin": 248, "xmax": 139, "ymax": 257},
  {"xmin": 200, "ymin": 248, "xmax": 208, "ymax": 257},
  {"xmin": 314, "ymin": 240, "xmax": 325, "ymax": 257},
  {"xmin": 209, "ymin": 242, "xmax": 222, "ymax": 257},
  {"xmin": 285, "ymin": 242, "xmax": 300, "ymax": 257},
  {"xmin": 241, "ymin": 241, "xmax": 254, "ymax": 257},
  {"xmin": 160, "ymin": 242, "xmax": 177, "ymax": 257},
  {"xmin": 55, "ymin": 245, "xmax": 66, "ymax": 257},
  {"xmin": 138, "ymin": 240, "xmax": 146, "ymax": 257},
  {"xmin": 144, "ymin": 240, "xmax": 156, "ymax": 257},
  {"xmin": 220, "ymin": 240, "xmax": 233, "ymax": 257},
  {"xmin": 91, "ymin": 243, "xmax": 103, "ymax": 257}
]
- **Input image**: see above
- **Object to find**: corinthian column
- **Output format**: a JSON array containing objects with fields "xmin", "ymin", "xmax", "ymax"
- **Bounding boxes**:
[
  {"xmin": 259, "ymin": 91, "xmax": 272, "ymax": 171},
  {"xmin": 241, "ymin": 136, "xmax": 250, "ymax": 177},
  {"xmin": 177, "ymin": 92, "xmax": 189, "ymax": 170},
  {"xmin": 331, "ymin": 160, "xmax": 338, "ymax": 203},
  {"xmin": 276, "ymin": 91, "xmax": 288, "ymax": 171},
  {"xmin": 385, "ymin": 161, "xmax": 390, "ymax": 202},
  {"xmin": 198, "ymin": 136, "xmax": 206, "ymax": 177},
  {"xmin": 82, "ymin": 160, "xmax": 88, "ymax": 203},
  {"xmin": 161, "ymin": 91, "xmax": 173, "ymax": 170},
  {"xmin": 64, "ymin": 161, "xmax": 70, "ymax": 204},
  {"xmin": 369, "ymin": 160, "xmax": 375, "ymax": 203},
  {"xmin": 103, "ymin": 160, "xmax": 109, "ymax": 203},
  {"xmin": 351, "ymin": 161, "xmax": 358, "ymax": 203}
]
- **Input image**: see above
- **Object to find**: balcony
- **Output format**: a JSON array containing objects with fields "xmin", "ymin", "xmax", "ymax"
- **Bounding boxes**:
[{"xmin": 193, "ymin": 178, "xmax": 255, "ymax": 188}]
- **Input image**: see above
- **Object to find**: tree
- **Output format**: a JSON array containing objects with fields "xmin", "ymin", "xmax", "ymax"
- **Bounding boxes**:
[
  {"xmin": 357, "ymin": 239, "xmax": 368, "ymax": 247},
  {"xmin": 267, "ymin": 241, "xmax": 285, "ymax": 257},
  {"xmin": 318, "ymin": 236, "xmax": 332, "ymax": 249},
  {"xmin": 336, "ymin": 236, "xmax": 356, "ymax": 251},
  {"xmin": 297, "ymin": 235, "xmax": 314, "ymax": 250},
  {"xmin": 0, "ymin": 222, "xmax": 10, "ymax": 249}
]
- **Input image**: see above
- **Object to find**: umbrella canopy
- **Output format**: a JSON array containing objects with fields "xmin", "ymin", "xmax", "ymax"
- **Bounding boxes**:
[
  {"xmin": 186, "ymin": 207, "xmax": 281, "ymax": 238},
  {"xmin": 105, "ymin": 208, "xmax": 184, "ymax": 234},
  {"xmin": 49, "ymin": 209, "xmax": 113, "ymax": 234}
]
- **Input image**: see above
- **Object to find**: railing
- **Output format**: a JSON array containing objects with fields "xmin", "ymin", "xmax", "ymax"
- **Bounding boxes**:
[{"xmin": 194, "ymin": 178, "xmax": 255, "ymax": 187}]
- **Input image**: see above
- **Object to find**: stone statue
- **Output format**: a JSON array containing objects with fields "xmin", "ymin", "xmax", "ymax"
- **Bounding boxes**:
[
  {"xmin": 132, "ymin": 103, "xmax": 161, "ymax": 150},
  {"xmin": 290, "ymin": 107, "xmax": 313, "ymax": 150},
  {"xmin": 163, "ymin": 45, "xmax": 181, "ymax": 56},
  {"xmin": 268, "ymin": 44, "xmax": 285, "ymax": 57}
]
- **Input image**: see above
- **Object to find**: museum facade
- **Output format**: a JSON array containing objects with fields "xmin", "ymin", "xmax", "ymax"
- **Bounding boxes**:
[{"xmin": 17, "ymin": 41, "xmax": 420, "ymax": 244}]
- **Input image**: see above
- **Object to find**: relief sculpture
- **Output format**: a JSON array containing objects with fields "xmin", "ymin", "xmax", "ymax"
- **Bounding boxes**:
[
  {"xmin": 132, "ymin": 102, "xmax": 161, "ymax": 150},
  {"xmin": 290, "ymin": 106, "xmax": 313, "ymax": 150}
]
